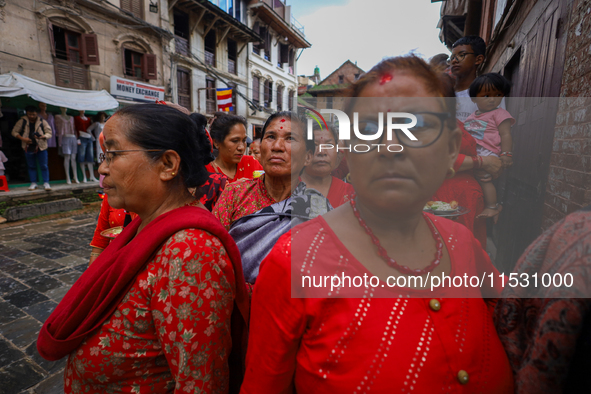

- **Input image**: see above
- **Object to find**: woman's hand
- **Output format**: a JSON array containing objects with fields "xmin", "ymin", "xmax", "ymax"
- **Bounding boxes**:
[{"xmin": 481, "ymin": 156, "xmax": 502, "ymax": 179}]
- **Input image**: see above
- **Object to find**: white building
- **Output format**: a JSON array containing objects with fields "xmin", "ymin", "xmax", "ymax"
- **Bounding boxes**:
[
  {"xmin": 168, "ymin": 0, "xmax": 260, "ymax": 122},
  {"xmin": 245, "ymin": 0, "xmax": 310, "ymax": 137}
]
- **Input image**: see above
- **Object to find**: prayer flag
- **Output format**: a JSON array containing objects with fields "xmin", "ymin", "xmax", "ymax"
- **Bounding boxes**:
[{"xmin": 217, "ymin": 88, "xmax": 233, "ymax": 112}]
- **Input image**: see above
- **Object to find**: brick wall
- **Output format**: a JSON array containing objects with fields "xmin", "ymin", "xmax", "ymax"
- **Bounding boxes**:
[{"xmin": 543, "ymin": 0, "xmax": 591, "ymax": 229}]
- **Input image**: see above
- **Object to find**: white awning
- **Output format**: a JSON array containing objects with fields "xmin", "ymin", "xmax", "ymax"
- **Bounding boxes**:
[{"xmin": 0, "ymin": 72, "xmax": 119, "ymax": 111}]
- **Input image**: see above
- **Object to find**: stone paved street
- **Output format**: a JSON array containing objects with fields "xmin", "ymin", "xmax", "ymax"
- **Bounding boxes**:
[{"xmin": 0, "ymin": 213, "xmax": 96, "ymax": 394}]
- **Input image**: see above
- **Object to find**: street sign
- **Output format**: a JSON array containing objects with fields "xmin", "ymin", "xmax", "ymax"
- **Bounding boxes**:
[{"xmin": 109, "ymin": 76, "xmax": 165, "ymax": 103}]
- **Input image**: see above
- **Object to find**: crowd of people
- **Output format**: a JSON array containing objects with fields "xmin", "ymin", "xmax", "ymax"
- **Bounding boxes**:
[
  {"xmin": 5, "ymin": 106, "xmax": 106, "ymax": 190},
  {"xmin": 34, "ymin": 35, "xmax": 590, "ymax": 394}
]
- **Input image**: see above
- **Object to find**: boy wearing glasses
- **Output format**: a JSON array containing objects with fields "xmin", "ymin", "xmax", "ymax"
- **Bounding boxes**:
[{"xmin": 449, "ymin": 36, "xmax": 487, "ymax": 123}]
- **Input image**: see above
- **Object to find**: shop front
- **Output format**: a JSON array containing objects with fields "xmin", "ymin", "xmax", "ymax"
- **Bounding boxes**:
[{"xmin": 0, "ymin": 73, "xmax": 118, "ymax": 186}]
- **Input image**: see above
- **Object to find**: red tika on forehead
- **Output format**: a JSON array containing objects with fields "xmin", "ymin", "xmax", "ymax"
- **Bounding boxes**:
[
  {"xmin": 379, "ymin": 73, "xmax": 393, "ymax": 85},
  {"xmin": 280, "ymin": 118, "xmax": 286, "ymax": 122}
]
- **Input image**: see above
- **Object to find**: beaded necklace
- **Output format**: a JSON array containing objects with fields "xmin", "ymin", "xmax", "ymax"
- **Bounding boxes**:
[{"xmin": 350, "ymin": 197, "xmax": 443, "ymax": 275}]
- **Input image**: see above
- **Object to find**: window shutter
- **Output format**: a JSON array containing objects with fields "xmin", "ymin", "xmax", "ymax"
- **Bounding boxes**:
[
  {"xmin": 121, "ymin": 0, "xmax": 142, "ymax": 18},
  {"xmin": 54, "ymin": 62, "xmax": 72, "ymax": 87},
  {"xmin": 72, "ymin": 65, "xmax": 88, "ymax": 89},
  {"xmin": 121, "ymin": 0, "xmax": 131, "ymax": 12},
  {"xmin": 264, "ymin": 30, "xmax": 271, "ymax": 56},
  {"xmin": 253, "ymin": 76, "xmax": 260, "ymax": 103},
  {"xmin": 280, "ymin": 45, "xmax": 288, "ymax": 64},
  {"xmin": 47, "ymin": 20, "xmax": 56, "ymax": 57},
  {"xmin": 81, "ymin": 34, "xmax": 100, "ymax": 65},
  {"xmin": 131, "ymin": 0, "xmax": 142, "ymax": 17},
  {"xmin": 264, "ymin": 81, "xmax": 269, "ymax": 103},
  {"xmin": 143, "ymin": 54, "xmax": 157, "ymax": 80}
]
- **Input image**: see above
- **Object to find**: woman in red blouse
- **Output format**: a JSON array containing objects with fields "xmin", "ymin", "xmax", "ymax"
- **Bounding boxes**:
[
  {"xmin": 206, "ymin": 114, "xmax": 263, "ymax": 183},
  {"xmin": 241, "ymin": 56, "xmax": 514, "ymax": 393},
  {"xmin": 301, "ymin": 125, "xmax": 354, "ymax": 208},
  {"xmin": 38, "ymin": 104, "xmax": 249, "ymax": 394},
  {"xmin": 432, "ymin": 75, "xmax": 503, "ymax": 248},
  {"xmin": 213, "ymin": 111, "xmax": 311, "ymax": 230}
]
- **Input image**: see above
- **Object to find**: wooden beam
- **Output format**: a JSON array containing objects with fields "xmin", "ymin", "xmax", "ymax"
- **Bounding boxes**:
[
  {"xmin": 237, "ymin": 41, "xmax": 248, "ymax": 56},
  {"xmin": 217, "ymin": 25, "xmax": 231, "ymax": 45},
  {"xmin": 203, "ymin": 16, "xmax": 220, "ymax": 37},
  {"xmin": 168, "ymin": 0, "xmax": 180, "ymax": 11},
  {"xmin": 191, "ymin": 8, "xmax": 207, "ymax": 36}
]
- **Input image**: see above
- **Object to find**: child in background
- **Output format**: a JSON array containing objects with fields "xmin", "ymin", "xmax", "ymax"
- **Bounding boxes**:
[{"xmin": 464, "ymin": 73, "xmax": 515, "ymax": 222}]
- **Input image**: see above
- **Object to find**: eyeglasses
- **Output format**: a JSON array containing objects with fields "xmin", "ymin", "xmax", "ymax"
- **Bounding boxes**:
[
  {"xmin": 348, "ymin": 112, "xmax": 452, "ymax": 153},
  {"xmin": 99, "ymin": 149, "xmax": 164, "ymax": 165},
  {"xmin": 446, "ymin": 52, "xmax": 476, "ymax": 64}
]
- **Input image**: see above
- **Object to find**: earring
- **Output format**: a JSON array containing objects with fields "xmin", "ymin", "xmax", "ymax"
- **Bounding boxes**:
[
  {"xmin": 447, "ymin": 167, "xmax": 456, "ymax": 179},
  {"xmin": 171, "ymin": 172, "xmax": 176, "ymax": 177}
]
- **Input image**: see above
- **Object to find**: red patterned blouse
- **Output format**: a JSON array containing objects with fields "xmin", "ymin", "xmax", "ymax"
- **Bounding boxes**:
[
  {"xmin": 65, "ymin": 228, "xmax": 236, "ymax": 393},
  {"xmin": 213, "ymin": 178, "xmax": 276, "ymax": 231}
]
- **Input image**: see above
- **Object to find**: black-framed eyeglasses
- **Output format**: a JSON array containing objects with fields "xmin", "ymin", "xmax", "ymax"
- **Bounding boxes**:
[
  {"xmin": 99, "ymin": 149, "xmax": 164, "ymax": 165},
  {"xmin": 446, "ymin": 52, "xmax": 476, "ymax": 64},
  {"xmin": 348, "ymin": 112, "xmax": 452, "ymax": 153}
]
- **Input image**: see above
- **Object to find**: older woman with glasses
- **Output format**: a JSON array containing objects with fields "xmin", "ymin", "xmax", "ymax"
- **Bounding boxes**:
[
  {"xmin": 214, "ymin": 111, "xmax": 331, "ymax": 283},
  {"xmin": 240, "ymin": 56, "xmax": 513, "ymax": 393},
  {"xmin": 38, "ymin": 104, "xmax": 249, "ymax": 393}
]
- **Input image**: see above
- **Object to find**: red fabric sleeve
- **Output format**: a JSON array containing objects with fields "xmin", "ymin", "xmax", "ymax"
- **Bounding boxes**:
[
  {"xmin": 453, "ymin": 154, "xmax": 466, "ymax": 172},
  {"xmin": 89, "ymin": 197, "xmax": 112, "ymax": 249},
  {"xmin": 241, "ymin": 234, "xmax": 306, "ymax": 394}
]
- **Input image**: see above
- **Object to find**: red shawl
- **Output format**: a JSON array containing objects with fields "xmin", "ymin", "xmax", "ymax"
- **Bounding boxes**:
[{"xmin": 37, "ymin": 205, "xmax": 250, "ymax": 371}]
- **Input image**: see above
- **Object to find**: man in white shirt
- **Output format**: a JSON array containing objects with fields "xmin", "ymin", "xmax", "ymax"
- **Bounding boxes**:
[{"xmin": 449, "ymin": 36, "xmax": 487, "ymax": 123}]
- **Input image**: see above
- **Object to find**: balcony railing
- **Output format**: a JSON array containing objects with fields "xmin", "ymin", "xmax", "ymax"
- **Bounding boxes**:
[
  {"xmin": 205, "ymin": 50, "xmax": 215, "ymax": 67},
  {"xmin": 175, "ymin": 36, "xmax": 190, "ymax": 56},
  {"xmin": 291, "ymin": 15, "xmax": 304, "ymax": 35}
]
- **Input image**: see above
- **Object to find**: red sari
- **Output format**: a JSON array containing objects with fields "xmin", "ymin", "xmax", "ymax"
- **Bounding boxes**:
[
  {"xmin": 213, "ymin": 178, "xmax": 276, "ymax": 230},
  {"xmin": 241, "ymin": 216, "xmax": 514, "ymax": 393},
  {"xmin": 66, "ymin": 228, "xmax": 235, "ymax": 393},
  {"xmin": 205, "ymin": 155, "xmax": 263, "ymax": 183},
  {"xmin": 433, "ymin": 122, "xmax": 486, "ymax": 247},
  {"xmin": 326, "ymin": 176, "xmax": 354, "ymax": 208}
]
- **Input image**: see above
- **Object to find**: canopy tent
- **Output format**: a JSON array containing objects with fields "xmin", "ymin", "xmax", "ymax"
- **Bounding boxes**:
[{"xmin": 0, "ymin": 72, "xmax": 119, "ymax": 114}]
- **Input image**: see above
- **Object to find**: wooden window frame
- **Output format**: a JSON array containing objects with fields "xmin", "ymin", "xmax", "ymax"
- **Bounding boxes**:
[
  {"xmin": 288, "ymin": 90, "xmax": 294, "ymax": 111},
  {"xmin": 264, "ymin": 80, "xmax": 273, "ymax": 108},
  {"xmin": 120, "ymin": 0, "xmax": 144, "ymax": 19},
  {"xmin": 253, "ymin": 75, "xmax": 260, "ymax": 106},
  {"xmin": 122, "ymin": 47, "xmax": 157, "ymax": 81},
  {"xmin": 276, "ymin": 85, "xmax": 283, "ymax": 112},
  {"xmin": 177, "ymin": 66, "xmax": 192, "ymax": 111},
  {"xmin": 206, "ymin": 78, "xmax": 216, "ymax": 114}
]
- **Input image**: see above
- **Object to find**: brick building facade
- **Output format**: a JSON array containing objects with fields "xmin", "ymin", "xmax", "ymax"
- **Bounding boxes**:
[
  {"xmin": 545, "ymin": 0, "xmax": 591, "ymax": 228},
  {"xmin": 438, "ymin": 0, "xmax": 590, "ymax": 270}
]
